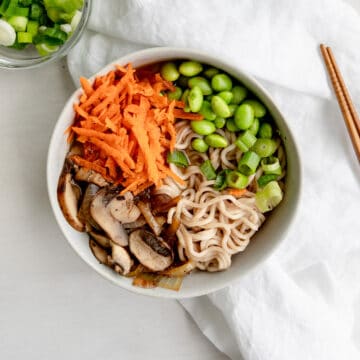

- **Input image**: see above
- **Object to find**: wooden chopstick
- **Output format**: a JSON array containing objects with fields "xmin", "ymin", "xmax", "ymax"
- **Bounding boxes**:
[{"xmin": 320, "ymin": 44, "xmax": 360, "ymax": 162}]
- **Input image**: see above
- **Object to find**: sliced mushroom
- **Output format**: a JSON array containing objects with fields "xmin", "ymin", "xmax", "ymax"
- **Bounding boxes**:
[
  {"xmin": 137, "ymin": 201, "xmax": 163, "ymax": 236},
  {"xmin": 108, "ymin": 196, "xmax": 141, "ymax": 223},
  {"xmin": 57, "ymin": 160, "xmax": 85, "ymax": 232},
  {"xmin": 78, "ymin": 184, "xmax": 101, "ymax": 231},
  {"xmin": 75, "ymin": 167, "xmax": 109, "ymax": 187},
  {"xmin": 123, "ymin": 216, "xmax": 147, "ymax": 230},
  {"xmin": 89, "ymin": 230, "xmax": 111, "ymax": 249},
  {"xmin": 89, "ymin": 238, "xmax": 108, "ymax": 265},
  {"xmin": 107, "ymin": 242, "xmax": 133, "ymax": 275},
  {"xmin": 68, "ymin": 142, "xmax": 83, "ymax": 157},
  {"xmin": 90, "ymin": 187, "xmax": 128, "ymax": 246},
  {"xmin": 129, "ymin": 229, "xmax": 173, "ymax": 272}
]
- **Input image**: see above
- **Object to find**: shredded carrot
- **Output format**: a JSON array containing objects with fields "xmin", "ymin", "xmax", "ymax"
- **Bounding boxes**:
[
  {"xmin": 227, "ymin": 188, "xmax": 247, "ymax": 197},
  {"xmin": 68, "ymin": 63, "xmax": 195, "ymax": 195}
]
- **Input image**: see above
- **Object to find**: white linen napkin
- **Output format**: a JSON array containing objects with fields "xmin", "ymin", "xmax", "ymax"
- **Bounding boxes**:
[{"xmin": 67, "ymin": 1, "xmax": 360, "ymax": 359}]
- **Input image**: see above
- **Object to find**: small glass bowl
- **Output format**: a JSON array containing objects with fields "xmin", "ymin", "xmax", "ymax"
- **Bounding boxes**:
[{"xmin": 0, "ymin": 0, "xmax": 91, "ymax": 69}]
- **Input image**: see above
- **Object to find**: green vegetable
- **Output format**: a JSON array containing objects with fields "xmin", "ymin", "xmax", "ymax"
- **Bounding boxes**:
[
  {"xmin": 14, "ymin": 7, "xmax": 29, "ymax": 17},
  {"xmin": 177, "ymin": 75, "xmax": 189, "ymax": 88},
  {"xmin": 181, "ymin": 89, "xmax": 190, "ymax": 112},
  {"xmin": 200, "ymin": 160, "xmax": 217, "ymax": 180},
  {"xmin": 0, "ymin": 18, "xmax": 16, "ymax": 46},
  {"xmin": 226, "ymin": 171, "xmax": 248, "ymax": 189},
  {"xmin": 188, "ymin": 85, "xmax": 203, "ymax": 112},
  {"xmin": 160, "ymin": 62, "xmax": 180, "ymax": 82},
  {"xmin": 238, "ymin": 151, "xmax": 261, "ymax": 175},
  {"xmin": 257, "ymin": 174, "xmax": 279, "ymax": 188},
  {"xmin": 258, "ymin": 122, "xmax": 273, "ymax": 139},
  {"xmin": 218, "ymin": 91, "xmax": 233, "ymax": 104},
  {"xmin": 204, "ymin": 133, "xmax": 229, "ymax": 148},
  {"xmin": 179, "ymin": 60, "xmax": 203, "ymax": 77},
  {"xmin": 234, "ymin": 104, "xmax": 254, "ymax": 130},
  {"xmin": 167, "ymin": 150, "xmax": 189, "ymax": 168},
  {"xmin": 17, "ymin": 31, "xmax": 32, "ymax": 43},
  {"xmin": 191, "ymin": 138, "xmax": 209, "ymax": 153},
  {"xmin": 214, "ymin": 117, "xmax": 226, "ymax": 129},
  {"xmin": 214, "ymin": 169, "xmax": 231, "ymax": 190},
  {"xmin": 44, "ymin": 0, "xmax": 83, "ymax": 23},
  {"xmin": 203, "ymin": 67, "xmax": 219, "ymax": 79},
  {"xmin": 188, "ymin": 76, "xmax": 212, "ymax": 95},
  {"xmin": 167, "ymin": 86, "xmax": 182, "ymax": 101},
  {"xmin": 255, "ymin": 181, "xmax": 283, "ymax": 212},
  {"xmin": 235, "ymin": 130, "xmax": 257, "ymax": 152},
  {"xmin": 261, "ymin": 156, "xmax": 281, "ymax": 175},
  {"xmin": 248, "ymin": 118, "xmax": 260, "ymax": 136},
  {"xmin": 231, "ymin": 85, "xmax": 248, "ymax": 104},
  {"xmin": 228, "ymin": 104, "xmax": 237, "ymax": 117},
  {"xmin": 251, "ymin": 138, "xmax": 277, "ymax": 157},
  {"xmin": 27, "ymin": 20, "xmax": 39, "ymax": 36},
  {"xmin": 35, "ymin": 42, "xmax": 59, "ymax": 56},
  {"xmin": 211, "ymin": 73, "xmax": 232, "ymax": 92},
  {"xmin": 191, "ymin": 120, "xmax": 216, "ymax": 135},
  {"xmin": 30, "ymin": 3, "xmax": 43, "ymax": 20},
  {"xmin": 199, "ymin": 100, "xmax": 216, "ymax": 121},
  {"xmin": 242, "ymin": 99, "xmax": 266, "ymax": 118},
  {"xmin": 8, "ymin": 16, "xmax": 28, "ymax": 31},
  {"xmin": 211, "ymin": 95, "xmax": 231, "ymax": 118},
  {"xmin": 226, "ymin": 118, "xmax": 240, "ymax": 132}
]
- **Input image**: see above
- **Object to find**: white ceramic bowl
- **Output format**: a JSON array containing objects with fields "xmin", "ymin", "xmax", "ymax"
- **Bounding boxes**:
[{"xmin": 47, "ymin": 47, "xmax": 301, "ymax": 299}]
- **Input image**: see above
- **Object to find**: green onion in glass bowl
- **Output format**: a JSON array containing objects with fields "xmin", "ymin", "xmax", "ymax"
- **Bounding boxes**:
[{"xmin": 0, "ymin": 0, "xmax": 91, "ymax": 68}]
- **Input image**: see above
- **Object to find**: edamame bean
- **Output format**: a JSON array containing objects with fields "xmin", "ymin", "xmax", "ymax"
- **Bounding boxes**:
[
  {"xmin": 191, "ymin": 120, "xmax": 216, "ymax": 135},
  {"xmin": 231, "ymin": 85, "xmax": 248, "ymax": 104},
  {"xmin": 188, "ymin": 86, "xmax": 203, "ymax": 112},
  {"xmin": 188, "ymin": 76, "xmax": 213, "ymax": 95},
  {"xmin": 228, "ymin": 104, "xmax": 237, "ymax": 117},
  {"xmin": 160, "ymin": 62, "xmax": 180, "ymax": 82},
  {"xmin": 177, "ymin": 75, "xmax": 189, "ymax": 88},
  {"xmin": 243, "ymin": 99, "xmax": 266, "ymax": 118},
  {"xmin": 226, "ymin": 118, "xmax": 240, "ymax": 132},
  {"xmin": 203, "ymin": 67, "xmax": 219, "ymax": 78},
  {"xmin": 205, "ymin": 134, "xmax": 229, "ymax": 148},
  {"xmin": 181, "ymin": 89, "xmax": 191, "ymax": 112},
  {"xmin": 211, "ymin": 73, "xmax": 233, "ymax": 92},
  {"xmin": 214, "ymin": 117, "xmax": 226, "ymax": 129},
  {"xmin": 211, "ymin": 95, "xmax": 231, "ymax": 118},
  {"xmin": 167, "ymin": 86, "xmax": 182, "ymax": 101},
  {"xmin": 218, "ymin": 91, "xmax": 233, "ymax": 104},
  {"xmin": 179, "ymin": 61, "xmax": 203, "ymax": 77},
  {"xmin": 258, "ymin": 122, "xmax": 273, "ymax": 139},
  {"xmin": 191, "ymin": 138, "xmax": 209, "ymax": 153},
  {"xmin": 248, "ymin": 118, "xmax": 260, "ymax": 135},
  {"xmin": 234, "ymin": 104, "xmax": 254, "ymax": 130},
  {"xmin": 199, "ymin": 100, "xmax": 216, "ymax": 121}
]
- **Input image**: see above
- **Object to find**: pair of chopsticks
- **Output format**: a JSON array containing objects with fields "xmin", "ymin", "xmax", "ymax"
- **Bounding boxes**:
[{"xmin": 320, "ymin": 44, "xmax": 360, "ymax": 162}]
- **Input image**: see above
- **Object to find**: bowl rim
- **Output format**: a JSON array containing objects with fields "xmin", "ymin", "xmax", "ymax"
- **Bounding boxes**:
[
  {"xmin": 0, "ymin": 0, "xmax": 92, "ymax": 69},
  {"xmin": 47, "ymin": 46, "xmax": 302, "ymax": 299}
]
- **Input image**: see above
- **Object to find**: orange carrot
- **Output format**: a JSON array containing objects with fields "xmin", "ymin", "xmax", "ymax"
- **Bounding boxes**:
[
  {"xmin": 227, "ymin": 188, "xmax": 247, "ymax": 197},
  {"xmin": 67, "ymin": 63, "xmax": 197, "ymax": 195}
]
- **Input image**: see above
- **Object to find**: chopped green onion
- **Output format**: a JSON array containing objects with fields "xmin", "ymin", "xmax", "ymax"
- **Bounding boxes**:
[
  {"xmin": 261, "ymin": 156, "xmax": 281, "ymax": 175},
  {"xmin": 235, "ymin": 130, "xmax": 257, "ymax": 152},
  {"xmin": 8, "ymin": 16, "xmax": 28, "ymax": 32},
  {"xmin": 257, "ymin": 174, "xmax": 278, "ymax": 188},
  {"xmin": 251, "ymin": 138, "xmax": 277, "ymax": 157},
  {"xmin": 214, "ymin": 169, "xmax": 231, "ymax": 190},
  {"xmin": 35, "ymin": 42, "xmax": 59, "ymax": 56},
  {"xmin": 19, "ymin": 0, "xmax": 32, "ymax": 6},
  {"xmin": 30, "ymin": 3, "xmax": 43, "ymax": 20},
  {"xmin": 27, "ymin": 20, "xmax": 39, "ymax": 36},
  {"xmin": 200, "ymin": 160, "xmax": 217, "ymax": 180},
  {"xmin": 42, "ymin": 27, "xmax": 67, "ymax": 43},
  {"xmin": 258, "ymin": 123, "xmax": 273, "ymax": 139},
  {"xmin": 238, "ymin": 151, "xmax": 261, "ymax": 175},
  {"xmin": 4, "ymin": 0, "xmax": 19, "ymax": 17},
  {"xmin": 0, "ymin": 0, "xmax": 11, "ymax": 16},
  {"xmin": 14, "ymin": 7, "xmax": 30, "ymax": 17},
  {"xmin": 226, "ymin": 171, "xmax": 248, "ymax": 189},
  {"xmin": 17, "ymin": 31, "xmax": 32, "ymax": 43},
  {"xmin": 255, "ymin": 181, "xmax": 283, "ymax": 213},
  {"xmin": 167, "ymin": 150, "xmax": 189, "ymax": 168},
  {"xmin": 0, "ymin": 18, "xmax": 16, "ymax": 46}
]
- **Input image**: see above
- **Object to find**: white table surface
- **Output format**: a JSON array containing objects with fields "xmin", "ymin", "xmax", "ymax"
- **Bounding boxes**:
[{"xmin": 1, "ymin": 1, "xmax": 359, "ymax": 359}]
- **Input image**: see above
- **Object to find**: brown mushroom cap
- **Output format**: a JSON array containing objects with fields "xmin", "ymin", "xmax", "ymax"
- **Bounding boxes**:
[
  {"xmin": 108, "ymin": 242, "xmax": 133, "ymax": 275},
  {"xmin": 129, "ymin": 229, "xmax": 173, "ymax": 272},
  {"xmin": 78, "ymin": 184, "xmax": 101, "ymax": 231},
  {"xmin": 108, "ymin": 195, "xmax": 141, "ymax": 223},
  {"xmin": 90, "ymin": 188, "xmax": 128, "ymax": 246},
  {"xmin": 74, "ymin": 167, "xmax": 109, "ymax": 187},
  {"xmin": 57, "ymin": 161, "xmax": 85, "ymax": 232},
  {"xmin": 89, "ymin": 238, "xmax": 108, "ymax": 265}
]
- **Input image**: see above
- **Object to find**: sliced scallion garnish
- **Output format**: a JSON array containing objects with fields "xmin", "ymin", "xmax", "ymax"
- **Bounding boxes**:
[
  {"xmin": 200, "ymin": 159, "xmax": 217, "ymax": 180},
  {"xmin": 167, "ymin": 150, "xmax": 189, "ymax": 168}
]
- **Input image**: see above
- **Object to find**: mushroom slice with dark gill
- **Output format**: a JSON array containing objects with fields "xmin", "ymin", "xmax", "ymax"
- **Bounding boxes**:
[
  {"xmin": 78, "ymin": 184, "xmax": 101, "ymax": 231},
  {"xmin": 89, "ymin": 238, "xmax": 108, "ymax": 265},
  {"xmin": 90, "ymin": 187, "xmax": 128, "ymax": 246},
  {"xmin": 108, "ymin": 242, "xmax": 133, "ymax": 275},
  {"xmin": 57, "ymin": 160, "xmax": 85, "ymax": 232},
  {"xmin": 129, "ymin": 229, "xmax": 174, "ymax": 272},
  {"xmin": 137, "ymin": 201, "xmax": 163, "ymax": 236},
  {"xmin": 107, "ymin": 192, "xmax": 141, "ymax": 223},
  {"xmin": 74, "ymin": 166, "xmax": 109, "ymax": 187},
  {"xmin": 89, "ymin": 230, "xmax": 111, "ymax": 249}
]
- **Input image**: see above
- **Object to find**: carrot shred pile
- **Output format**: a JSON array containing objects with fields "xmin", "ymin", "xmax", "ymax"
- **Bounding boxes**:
[{"xmin": 68, "ymin": 63, "xmax": 200, "ymax": 195}]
